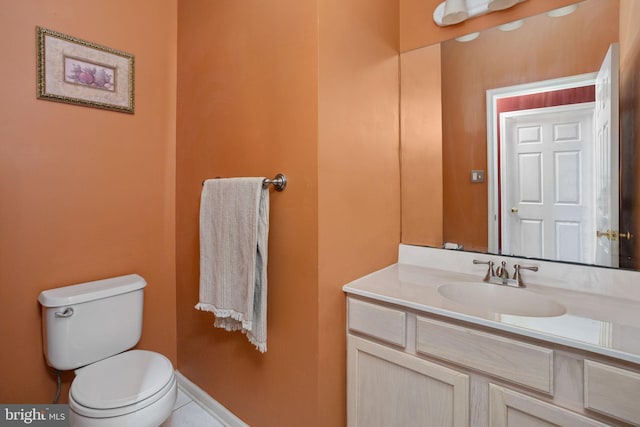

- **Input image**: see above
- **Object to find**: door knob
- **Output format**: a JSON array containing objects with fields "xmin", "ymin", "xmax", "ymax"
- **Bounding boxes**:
[
  {"xmin": 511, "ymin": 207, "xmax": 518, "ymax": 213},
  {"xmin": 597, "ymin": 229, "xmax": 615, "ymax": 240},
  {"xmin": 596, "ymin": 230, "xmax": 634, "ymax": 241},
  {"xmin": 619, "ymin": 231, "xmax": 634, "ymax": 240}
]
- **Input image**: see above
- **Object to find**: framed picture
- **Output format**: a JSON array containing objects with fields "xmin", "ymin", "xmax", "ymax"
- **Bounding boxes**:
[{"xmin": 36, "ymin": 27, "xmax": 134, "ymax": 113}]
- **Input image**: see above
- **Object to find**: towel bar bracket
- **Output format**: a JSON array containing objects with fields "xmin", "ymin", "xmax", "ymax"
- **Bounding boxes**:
[{"xmin": 263, "ymin": 173, "xmax": 287, "ymax": 191}]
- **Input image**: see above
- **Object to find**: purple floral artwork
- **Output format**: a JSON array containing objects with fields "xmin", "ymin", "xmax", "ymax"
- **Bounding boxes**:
[{"xmin": 64, "ymin": 56, "xmax": 115, "ymax": 91}]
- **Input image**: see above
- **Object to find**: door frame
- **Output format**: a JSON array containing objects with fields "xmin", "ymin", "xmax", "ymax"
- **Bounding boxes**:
[{"xmin": 486, "ymin": 73, "xmax": 597, "ymax": 254}]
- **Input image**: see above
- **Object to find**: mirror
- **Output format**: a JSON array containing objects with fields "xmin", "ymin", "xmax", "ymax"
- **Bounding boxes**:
[{"xmin": 400, "ymin": 0, "xmax": 640, "ymax": 270}]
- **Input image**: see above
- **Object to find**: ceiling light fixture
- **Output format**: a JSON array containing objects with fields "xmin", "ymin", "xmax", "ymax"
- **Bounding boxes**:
[
  {"xmin": 487, "ymin": 0, "xmax": 522, "ymax": 11},
  {"xmin": 434, "ymin": 0, "xmax": 527, "ymax": 27},
  {"xmin": 455, "ymin": 32, "xmax": 480, "ymax": 42},
  {"xmin": 497, "ymin": 19, "xmax": 524, "ymax": 31},
  {"xmin": 442, "ymin": 0, "xmax": 469, "ymax": 25},
  {"xmin": 546, "ymin": 4, "xmax": 579, "ymax": 18}
]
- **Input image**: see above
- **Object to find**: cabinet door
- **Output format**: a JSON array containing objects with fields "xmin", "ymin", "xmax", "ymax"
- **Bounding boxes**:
[
  {"xmin": 348, "ymin": 335, "xmax": 469, "ymax": 427},
  {"xmin": 584, "ymin": 359, "xmax": 640, "ymax": 425},
  {"xmin": 489, "ymin": 384, "xmax": 610, "ymax": 427}
]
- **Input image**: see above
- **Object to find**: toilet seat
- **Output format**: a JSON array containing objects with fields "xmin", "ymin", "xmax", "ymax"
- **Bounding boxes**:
[{"xmin": 70, "ymin": 350, "xmax": 175, "ymax": 418}]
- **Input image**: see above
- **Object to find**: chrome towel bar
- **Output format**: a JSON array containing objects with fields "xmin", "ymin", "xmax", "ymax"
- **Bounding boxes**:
[{"xmin": 202, "ymin": 173, "xmax": 287, "ymax": 192}]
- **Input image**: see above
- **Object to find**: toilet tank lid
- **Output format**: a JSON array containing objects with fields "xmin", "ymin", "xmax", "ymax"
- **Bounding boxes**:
[{"xmin": 38, "ymin": 274, "xmax": 147, "ymax": 307}]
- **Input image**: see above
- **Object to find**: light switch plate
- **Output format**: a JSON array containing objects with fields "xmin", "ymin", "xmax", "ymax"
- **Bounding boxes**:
[{"xmin": 471, "ymin": 170, "xmax": 485, "ymax": 183}]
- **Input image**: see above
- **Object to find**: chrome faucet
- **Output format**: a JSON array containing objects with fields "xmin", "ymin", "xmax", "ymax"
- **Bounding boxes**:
[
  {"xmin": 473, "ymin": 259, "xmax": 538, "ymax": 288},
  {"xmin": 496, "ymin": 261, "xmax": 510, "ymax": 279},
  {"xmin": 472, "ymin": 259, "xmax": 494, "ymax": 282},
  {"xmin": 513, "ymin": 264, "xmax": 539, "ymax": 287}
]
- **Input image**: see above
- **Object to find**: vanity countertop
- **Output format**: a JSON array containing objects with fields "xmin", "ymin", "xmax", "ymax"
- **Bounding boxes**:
[{"xmin": 343, "ymin": 262, "xmax": 640, "ymax": 364}]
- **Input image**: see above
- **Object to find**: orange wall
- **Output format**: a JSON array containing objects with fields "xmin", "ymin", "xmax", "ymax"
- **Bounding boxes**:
[
  {"xmin": 176, "ymin": 0, "xmax": 399, "ymax": 425},
  {"xmin": 318, "ymin": 0, "xmax": 400, "ymax": 424},
  {"xmin": 176, "ymin": 0, "xmax": 321, "ymax": 425},
  {"xmin": 0, "ymin": 0, "xmax": 177, "ymax": 403},
  {"xmin": 400, "ymin": 44, "xmax": 443, "ymax": 246}
]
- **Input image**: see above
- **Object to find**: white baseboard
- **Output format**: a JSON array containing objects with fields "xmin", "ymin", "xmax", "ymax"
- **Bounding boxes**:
[{"xmin": 175, "ymin": 370, "xmax": 249, "ymax": 427}]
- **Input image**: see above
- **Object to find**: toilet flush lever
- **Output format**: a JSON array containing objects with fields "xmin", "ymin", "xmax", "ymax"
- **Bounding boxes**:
[{"xmin": 55, "ymin": 307, "xmax": 74, "ymax": 318}]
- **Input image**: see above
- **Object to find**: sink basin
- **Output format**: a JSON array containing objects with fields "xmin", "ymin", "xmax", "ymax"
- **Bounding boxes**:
[{"xmin": 438, "ymin": 282, "xmax": 566, "ymax": 317}]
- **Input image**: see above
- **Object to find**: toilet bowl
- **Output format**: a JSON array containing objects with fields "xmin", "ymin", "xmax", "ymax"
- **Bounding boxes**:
[
  {"xmin": 38, "ymin": 275, "xmax": 177, "ymax": 427},
  {"xmin": 68, "ymin": 350, "xmax": 177, "ymax": 427}
]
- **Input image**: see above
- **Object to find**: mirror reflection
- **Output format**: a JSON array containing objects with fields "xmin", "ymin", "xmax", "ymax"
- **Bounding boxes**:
[{"xmin": 400, "ymin": 0, "xmax": 639, "ymax": 270}]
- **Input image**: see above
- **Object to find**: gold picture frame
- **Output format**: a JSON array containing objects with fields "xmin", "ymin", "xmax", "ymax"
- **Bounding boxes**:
[{"xmin": 36, "ymin": 27, "xmax": 134, "ymax": 113}]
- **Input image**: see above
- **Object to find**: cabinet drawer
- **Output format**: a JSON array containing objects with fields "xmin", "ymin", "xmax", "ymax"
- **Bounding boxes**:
[
  {"xmin": 348, "ymin": 298, "xmax": 406, "ymax": 347},
  {"xmin": 416, "ymin": 317, "xmax": 553, "ymax": 394},
  {"xmin": 584, "ymin": 360, "xmax": 640, "ymax": 425}
]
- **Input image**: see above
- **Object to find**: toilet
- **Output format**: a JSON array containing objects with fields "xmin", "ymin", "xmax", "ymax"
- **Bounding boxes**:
[{"xmin": 38, "ymin": 274, "xmax": 177, "ymax": 427}]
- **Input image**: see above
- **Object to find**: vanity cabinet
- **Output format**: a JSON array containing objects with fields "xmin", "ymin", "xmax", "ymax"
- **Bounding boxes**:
[
  {"xmin": 584, "ymin": 360, "xmax": 640, "ymax": 425},
  {"xmin": 346, "ymin": 296, "xmax": 640, "ymax": 427},
  {"xmin": 348, "ymin": 335, "xmax": 469, "ymax": 427},
  {"xmin": 489, "ymin": 384, "xmax": 609, "ymax": 427}
]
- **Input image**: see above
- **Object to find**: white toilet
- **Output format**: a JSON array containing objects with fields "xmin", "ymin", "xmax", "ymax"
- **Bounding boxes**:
[{"xmin": 38, "ymin": 274, "xmax": 177, "ymax": 427}]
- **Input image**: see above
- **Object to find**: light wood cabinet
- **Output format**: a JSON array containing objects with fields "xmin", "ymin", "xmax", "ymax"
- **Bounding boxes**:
[
  {"xmin": 346, "ymin": 296, "xmax": 639, "ymax": 427},
  {"xmin": 348, "ymin": 335, "xmax": 469, "ymax": 427},
  {"xmin": 584, "ymin": 360, "xmax": 640, "ymax": 425},
  {"xmin": 348, "ymin": 298, "xmax": 406, "ymax": 347},
  {"xmin": 416, "ymin": 316, "xmax": 554, "ymax": 394},
  {"xmin": 490, "ymin": 384, "xmax": 609, "ymax": 427}
]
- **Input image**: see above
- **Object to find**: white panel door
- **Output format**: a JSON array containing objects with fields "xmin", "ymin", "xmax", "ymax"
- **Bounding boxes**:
[
  {"xmin": 594, "ymin": 43, "xmax": 620, "ymax": 267},
  {"xmin": 501, "ymin": 103, "xmax": 595, "ymax": 263}
]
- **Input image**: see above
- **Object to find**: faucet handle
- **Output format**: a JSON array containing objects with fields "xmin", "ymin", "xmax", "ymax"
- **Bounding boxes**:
[
  {"xmin": 473, "ymin": 259, "xmax": 495, "ymax": 282},
  {"xmin": 512, "ymin": 264, "xmax": 538, "ymax": 287},
  {"xmin": 496, "ymin": 261, "xmax": 509, "ymax": 279}
]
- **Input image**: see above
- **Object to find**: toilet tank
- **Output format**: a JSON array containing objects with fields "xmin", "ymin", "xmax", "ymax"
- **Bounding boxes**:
[{"xmin": 38, "ymin": 274, "xmax": 147, "ymax": 371}]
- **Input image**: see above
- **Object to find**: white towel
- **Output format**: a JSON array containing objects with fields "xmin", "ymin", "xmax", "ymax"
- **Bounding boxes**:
[{"xmin": 195, "ymin": 177, "xmax": 269, "ymax": 353}]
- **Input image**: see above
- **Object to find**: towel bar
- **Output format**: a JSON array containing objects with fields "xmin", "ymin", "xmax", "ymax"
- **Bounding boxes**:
[{"xmin": 202, "ymin": 174, "xmax": 287, "ymax": 192}]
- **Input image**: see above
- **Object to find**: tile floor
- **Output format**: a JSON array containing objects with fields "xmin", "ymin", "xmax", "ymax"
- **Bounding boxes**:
[{"xmin": 160, "ymin": 389, "xmax": 225, "ymax": 427}]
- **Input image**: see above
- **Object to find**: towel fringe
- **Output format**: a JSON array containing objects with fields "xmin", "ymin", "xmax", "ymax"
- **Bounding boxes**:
[
  {"xmin": 246, "ymin": 334, "xmax": 267, "ymax": 353},
  {"xmin": 195, "ymin": 302, "xmax": 254, "ymax": 331},
  {"xmin": 214, "ymin": 317, "xmax": 243, "ymax": 332}
]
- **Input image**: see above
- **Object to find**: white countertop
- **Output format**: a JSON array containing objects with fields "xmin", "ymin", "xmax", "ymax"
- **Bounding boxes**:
[{"xmin": 343, "ymin": 262, "xmax": 640, "ymax": 364}]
